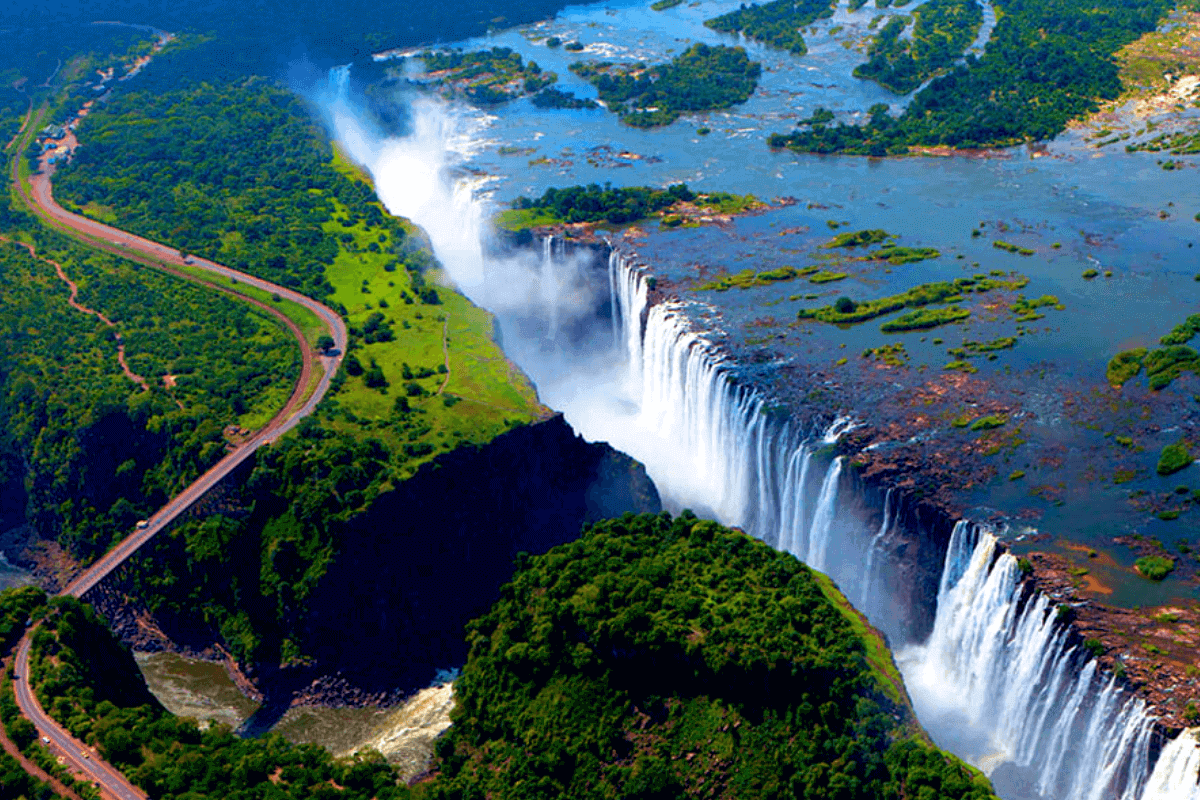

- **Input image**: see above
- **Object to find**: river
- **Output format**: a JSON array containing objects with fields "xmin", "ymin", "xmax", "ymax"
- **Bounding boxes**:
[{"xmin": 314, "ymin": 0, "xmax": 1200, "ymax": 796}]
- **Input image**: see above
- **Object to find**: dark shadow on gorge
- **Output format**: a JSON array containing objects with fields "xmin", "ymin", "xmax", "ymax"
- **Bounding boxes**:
[{"xmin": 86, "ymin": 414, "xmax": 660, "ymax": 724}]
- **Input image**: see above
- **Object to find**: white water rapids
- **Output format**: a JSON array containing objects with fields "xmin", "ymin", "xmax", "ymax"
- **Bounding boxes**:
[{"xmin": 320, "ymin": 69, "xmax": 1200, "ymax": 800}]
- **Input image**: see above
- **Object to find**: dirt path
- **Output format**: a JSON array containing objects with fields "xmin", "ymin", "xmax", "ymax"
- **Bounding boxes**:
[{"xmin": 1, "ymin": 236, "xmax": 150, "ymax": 391}]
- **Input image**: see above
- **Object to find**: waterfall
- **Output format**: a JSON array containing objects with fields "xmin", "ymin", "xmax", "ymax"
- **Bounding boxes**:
[
  {"xmin": 319, "ymin": 75, "xmax": 1200, "ymax": 798},
  {"xmin": 902, "ymin": 522, "xmax": 1159, "ymax": 800},
  {"xmin": 540, "ymin": 236, "xmax": 558, "ymax": 341},
  {"xmin": 859, "ymin": 487, "xmax": 893, "ymax": 609},
  {"xmin": 607, "ymin": 249, "xmax": 855, "ymax": 547},
  {"xmin": 804, "ymin": 456, "xmax": 843, "ymax": 572},
  {"xmin": 1143, "ymin": 729, "xmax": 1200, "ymax": 800},
  {"xmin": 604, "ymin": 247, "xmax": 1197, "ymax": 800}
]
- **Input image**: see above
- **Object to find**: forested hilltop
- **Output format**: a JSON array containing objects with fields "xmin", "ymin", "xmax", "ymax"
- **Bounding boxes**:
[
  {"xmin": 1, "ymin": 514, "xmax": 995, "ymax": 799},
  {"xmin": 769, "ymin": 0, "xmax": 1174, "ymax": 153}
]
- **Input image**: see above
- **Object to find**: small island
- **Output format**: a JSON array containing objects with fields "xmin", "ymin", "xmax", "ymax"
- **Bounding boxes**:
[
  {"xmin": 704, "ymin": 0, "xmax": 838, "ymax": 55},
  {"xmin": 853, "ymin": 0, "xmax": 982, "ymax": 94},
  {"xmin": 495, "ymin": 182, "xmax": 767, "ymax": 236},
  {"xmin": 410, "ymin": 47, "xmax": 556, "ymax": 104},
  {"xmin": 570, "ymin": 43, "xmax": 761, "ymax": 127}
]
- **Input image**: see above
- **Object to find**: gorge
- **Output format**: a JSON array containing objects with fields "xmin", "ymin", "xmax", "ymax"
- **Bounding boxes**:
[{"xmin": 322, "ymin": 51, "xmax": 1200, "ymax": 798}]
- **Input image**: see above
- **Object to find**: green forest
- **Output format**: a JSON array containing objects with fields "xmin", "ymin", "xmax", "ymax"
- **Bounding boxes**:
[
  {"xmin": 428, "ymin": 512, "xmax": 996, "ymax": 800},
  {"xmin": 415, "ymin": 47, "xmax": 556, "ymax": 104},
  {"xmin": 4, "ymin": 514, "xmax": 994, "ymax": 800},
  {"xmin": 769, "ymin": 0, "xmax": 1172, "ymax": 152},
  {"xmin": 508, "ymin": 183, "xmax": 697, "ymax": 224},
  {"xmin": 705, "ymin": 0, "xmax": 838, "ymax": 55},
  {"xmin": 853, "ymin": 0, "xmax": 983, "ymax": 94},
  {"xmin": 570, "ymin": 43, "xmax": 762, "ymax": 127},
  {"xmin": 0, "ymin": 228, "xmax": 298, "ymax": 564},
  {"xmin": 17, "ymin": 592, "xmax": 409, "ymax": 800},
  {"xmin": 46, "ymin": 43, "xmax": 543, "ymax": 670}
]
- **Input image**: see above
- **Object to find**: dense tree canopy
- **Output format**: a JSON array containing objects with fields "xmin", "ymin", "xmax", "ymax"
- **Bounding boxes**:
[
  {"xmin": 571, "ymin": 43, "xmax": 761, "ymax": 127},
  {"xmin": 430, "ymin": 512, "xmax": 998, "ymax": 800},
  {"xmin": 770, "ymin": 0, "xmax": 1172, "ymax": 152},
  {"xmin": 705, "ymin": 0, "xmax": 838, "ymax": 55},
  {"xmin": 853, "ymin": 0, "xmax": 983, "ymax": 94}
]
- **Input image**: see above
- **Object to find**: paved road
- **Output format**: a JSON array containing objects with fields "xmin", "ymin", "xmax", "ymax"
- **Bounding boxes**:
[
  {"xmin": 14, "ymin": 637, "xmax": 142, "ymax": 800},
  {"xmin": 9, "ymin": 140, "xmax": 349, "ymax": 800}
]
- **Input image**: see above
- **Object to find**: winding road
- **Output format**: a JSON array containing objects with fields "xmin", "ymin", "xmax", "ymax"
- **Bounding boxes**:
[{"xmin": 7, "ymin": 126, "xmax": 348, "ymax": 800}]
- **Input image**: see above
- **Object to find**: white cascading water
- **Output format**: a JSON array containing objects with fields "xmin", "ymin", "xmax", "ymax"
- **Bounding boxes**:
[
  {"xmin": 901, "ymin": 521, "xmax": 1160, "ymax": 800},
  {"xmin": 859, "ymin": 487, "xmax": 893, "ymax": 610},
  {"xmin": 1143, "ymin": 729, "xmax": 1200, "ymax": 800},
  {"xmin": 607, "ymin": 248, "xmax": 1195, "ymax": 800},
  {"xmin": 320, "ymin": 70, "xmax": 1200, "ymax": 800},
  {"xmin": 541, "ymin": 236, "xmax": 558, "ymax": 341}
]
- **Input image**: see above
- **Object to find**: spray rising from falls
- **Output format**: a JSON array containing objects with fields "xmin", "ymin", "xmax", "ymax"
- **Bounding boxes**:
[{"xmin": 321, "ymin": 71, "xmax": 1199, "ymax": 800}]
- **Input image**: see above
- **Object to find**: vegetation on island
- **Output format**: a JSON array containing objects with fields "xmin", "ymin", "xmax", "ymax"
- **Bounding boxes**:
[
  {"xmin": 1010, "ymin": 294, "xmax": 1062, "ymax": 321},
  {"xmin": 853, "ymin": 0, "xmax": 983, "ymax": 94},
  {"xmin": 503, "ymin": 183, "xmax": 696, "ymax": 226},
  {"xmin": 768, "ymin": 0, "xmax": 1173, "ymax": 153},
  {"xmin": 498, "ymin": 183, "xmax": 763, "ymax": 232},
  {"xmin": 993, "ymin": 240, "xmax": 1036, "ymax": 256},
  {"xmin": 881, "ymin": 305, "xmax": 970, "ymax": 332},
  {"xmin": 824, "ymin": 230, "xmax": 940, "ymax": 263},
  {"xmin": 1109, "ymin": 315, "xmax": 1200, "ymax": 391},
  {"xmin": 1135, "ymin": 555, "xmax": 1176, "ymax": 581},
  {"xmin": 948, "ymin": 336, "xmax": 1018, "ymax": 359},
  {"xmin": 827, "ymin": 229, "xmax": 893, "ymax": 248},
  {"xmin": 1157, "ymin": 442, "xmax": 1194, "ymax": 476},
  {"xmin": 1128, "ymin": 129, "xmax": 1200, "ymax": 156},
  {"xmin": 704, "ymin": 0, "xmax": 838, "ymax": 55},
  {"xmin": 413, "ymin": 47, "xmax": 556, "ymax": 104},
  {"xmin": 570, "ymin": 43, "xmax": 761, "ymax": 127},
  {"xmin": 427, "ymin": 512, "xmax": 998, "ymax": 800},
  {"xmin": 530, "ymin": 87, "xmax": 599, "ymax": 109},
  {"xmin": 797, "ymin": 274, "xmax": 1027, "ymax": 331},
  {"xmin": 694, "ymin": 265, "xmax": 818, "ymax": 291}
]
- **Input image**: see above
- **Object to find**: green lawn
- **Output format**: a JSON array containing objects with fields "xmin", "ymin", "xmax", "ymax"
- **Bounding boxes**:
[{"xmin": 319, "ymin": 196, "xmax": 544, "ymax": 476}]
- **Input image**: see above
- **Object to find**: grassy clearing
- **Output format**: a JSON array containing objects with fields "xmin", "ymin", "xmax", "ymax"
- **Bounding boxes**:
[
  {"xmin": 1113, "ymin": 10, "xmax": 1200, "ymax": 100},
  {"xmin": 318, "ymin": 198, "xmax": 543, "ymax": 470}
]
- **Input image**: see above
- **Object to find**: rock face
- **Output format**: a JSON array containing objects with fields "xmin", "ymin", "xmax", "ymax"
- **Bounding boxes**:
[
  {"xmin": 291, "ymin": 413, "xmax": 661, "ymax": 698},
  {"xmin": 90, "ymin": 414, "xmax": 660, "ymax": 709}
]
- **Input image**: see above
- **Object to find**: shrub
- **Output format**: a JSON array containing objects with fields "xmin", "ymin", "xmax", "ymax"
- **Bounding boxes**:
[
  {"xmin": 1157, "ymin": 442, "xmax": 1193, "ymax": 476},
  {"xmin": 1083, "ymin": 638, "xmax": 1105, "ymax": 658},
  {"xmin": 835, "ymin": 296, "xmax": 856, "ymax": 313},
  {"xmin": 1135, "ymin": 555, "xmax": 1175, "ymax": 581},
  {"xmin": 881, "ymin": 305, "xmax": 969, "ymax": 332}
]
